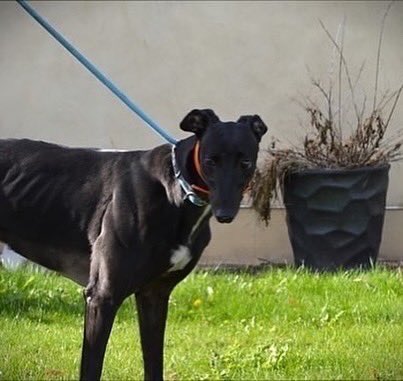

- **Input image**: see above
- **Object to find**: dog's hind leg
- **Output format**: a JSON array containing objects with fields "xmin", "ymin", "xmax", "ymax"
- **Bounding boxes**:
[{"xmin": 135, "ymin": 285, "xmax": 172, "ymax": 381}]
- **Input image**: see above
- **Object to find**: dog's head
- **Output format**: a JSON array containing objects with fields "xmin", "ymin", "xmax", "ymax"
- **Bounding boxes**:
[{"xmin": 180, "ymin": 109, "xmax": 267, "ymax": 223}]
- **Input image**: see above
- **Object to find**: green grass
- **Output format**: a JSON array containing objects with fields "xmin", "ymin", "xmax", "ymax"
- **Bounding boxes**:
[{"xmin": 0, "ymin": 266, "xmax": 402, "ymax": 380}]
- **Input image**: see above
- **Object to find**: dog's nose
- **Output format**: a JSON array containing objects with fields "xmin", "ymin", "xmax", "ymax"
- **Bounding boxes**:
[{"xmin": 216, "ymin": 215, "xmax": 234, "ymax": 223}]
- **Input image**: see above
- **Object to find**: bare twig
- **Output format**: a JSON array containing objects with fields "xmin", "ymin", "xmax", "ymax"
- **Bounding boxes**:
[
  {"xmin": 328, "ymin": 20, "xmax": 343, "ymax": 129},
  {"xmin": 333, "ymin": 60, "xmax": 365, "ymax": 122},
  {"xmin": 329, "ymin": 21, "xmax": 343, "ymax": 81},
  {"xmin": 354, "ymin": 60, "xmax": 366, "ymax": 90},
  {"xmin": 380, "ymin": 127, "xmax": 403, "ymax": 147},
  {"xmin": 377, "ymin": 87, "xmax": 402, "ymax": 112},
  {"xmin": 311, "ymin": 78, "xmax": 333, "ymax": 122},
  {"xmin": 359, "ymin": 95, "xmax": 367, "ymax": 123},
  {"xmin": 319, "ymin": 19, "xmax": 361, "ymax": 125},
  {"xmin": 384, "ymin": 84, "xmax": 403, "ymax": 129},
  {"xmin": 338, "ymin": 16, "xmax": 346, "ymax": 133},
  {"xmin": 373, "ymin": 1, "xmax": 394, "ymax": 112},
  {"xmin": 376, "ymin": 89, "xmax": 392, "ymax": 111}
]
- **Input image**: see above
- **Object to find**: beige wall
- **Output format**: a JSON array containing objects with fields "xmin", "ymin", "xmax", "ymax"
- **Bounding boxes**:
[{"xmin": 1, "ymin": 1, "xmax": 402, "ymax": 263}]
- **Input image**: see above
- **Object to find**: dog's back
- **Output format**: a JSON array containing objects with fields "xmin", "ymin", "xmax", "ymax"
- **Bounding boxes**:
[
  {"xmin": 1, "ymin": 139, "xmax": 107, "ymax": 242},
  {"xmin": 0, "ymin": 139, "xmax": 145, "ymax": 282}
]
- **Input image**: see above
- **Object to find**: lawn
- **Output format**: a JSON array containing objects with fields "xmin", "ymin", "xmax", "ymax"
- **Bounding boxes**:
[{"xmin": 0, "ymin": 266, "xmax": 402, "ymax": 380}]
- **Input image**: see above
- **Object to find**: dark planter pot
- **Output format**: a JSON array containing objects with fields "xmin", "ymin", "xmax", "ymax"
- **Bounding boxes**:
[{"xmin": 283, "ymin": 165, "xmax": 390, "ymax": 271}]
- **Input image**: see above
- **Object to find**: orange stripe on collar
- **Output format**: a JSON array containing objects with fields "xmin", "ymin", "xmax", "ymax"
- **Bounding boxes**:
[{"xmin": 191, "ymin": 141, "xmax": 210, "ymax": 196}]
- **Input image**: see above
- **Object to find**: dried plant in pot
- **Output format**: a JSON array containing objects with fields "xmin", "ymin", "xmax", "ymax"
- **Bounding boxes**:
[{"xmin": 252, "ymin": 11, "xmax": 403, "ymax": 271}]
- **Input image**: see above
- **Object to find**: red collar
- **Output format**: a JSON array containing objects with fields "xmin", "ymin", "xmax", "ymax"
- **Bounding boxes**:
[{"xmin": 190, "ymin": 141, "xmax": 210, "ymax": 197}]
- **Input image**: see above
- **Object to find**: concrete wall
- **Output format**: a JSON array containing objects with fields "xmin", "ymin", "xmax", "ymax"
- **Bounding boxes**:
[{"xmin": 1, "ymin": 1, "xmax": 402, "ymax": 264}]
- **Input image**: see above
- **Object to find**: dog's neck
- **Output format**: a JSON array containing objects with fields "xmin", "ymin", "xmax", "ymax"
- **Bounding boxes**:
[
  {"xmin": 147, "ymin": 136, "xmax": 209, "ymax": 207},
  {"xmin": 174, "ymin": 136, "xmax": 209, "ymax": 199}
]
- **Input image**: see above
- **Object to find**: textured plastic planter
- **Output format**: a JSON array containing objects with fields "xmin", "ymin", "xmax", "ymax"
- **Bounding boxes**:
[{"xmin": 283, "ymin": 165, "xmax": 390, "ymax": 271}]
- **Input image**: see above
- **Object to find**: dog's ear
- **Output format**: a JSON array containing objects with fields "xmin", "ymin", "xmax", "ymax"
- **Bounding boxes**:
[
  {"xmin": 180, "ymin": 109, "xmax": 220, "ymax": 137},
  {"xmin": 237, "ymin": 115, "xmax": 268, "ymax": 142}
]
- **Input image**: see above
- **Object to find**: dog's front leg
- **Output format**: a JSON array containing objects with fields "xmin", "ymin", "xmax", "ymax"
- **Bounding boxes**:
[
  {"xmin": 80, "ymin": 290, "xmax": 122, "ymax": 380},
  {"xmin": 79, "ymin": 238, "xmax": 126, "ymax": 379},
  {"xmin": 135, "ymin": 287, "xmax": 171, "ymax": 381}
]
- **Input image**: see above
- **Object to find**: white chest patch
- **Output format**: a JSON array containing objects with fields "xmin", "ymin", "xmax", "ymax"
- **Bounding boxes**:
[{"xmin": 168, "ymin": 245, "xmax": 191, "ymax": 272}]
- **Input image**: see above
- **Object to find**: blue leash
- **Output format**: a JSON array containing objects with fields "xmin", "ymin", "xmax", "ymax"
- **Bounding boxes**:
[{"xmin": 16, "ymin": 0, "xmax": 178, "ymax": 146}]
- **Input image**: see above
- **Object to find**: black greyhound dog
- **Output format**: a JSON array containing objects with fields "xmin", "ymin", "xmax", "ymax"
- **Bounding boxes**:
[{"xmin": 0, "ymin": 109, "xmax": 267, "ymax": 380}]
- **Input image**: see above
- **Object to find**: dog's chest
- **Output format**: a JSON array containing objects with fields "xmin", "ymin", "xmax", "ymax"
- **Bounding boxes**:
[
  {"xmin": 167, "ymin": 205, "xmax": 211, "ymax": 273},
  {"xmin": 168, "ymin": 245, "xmax": 191, "ymax": 272}
]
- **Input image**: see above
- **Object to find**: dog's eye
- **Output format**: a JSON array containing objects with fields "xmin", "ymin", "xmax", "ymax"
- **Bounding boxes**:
[
  {"xmin": 240, "ymin": 160, "xmax": 252, "ymax": 170},
  {"xmin": 204, "ymin": 157, "xmax": 218, "ymax": 167}
]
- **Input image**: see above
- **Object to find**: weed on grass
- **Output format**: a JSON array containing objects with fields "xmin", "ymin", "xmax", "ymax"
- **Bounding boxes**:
[{"xmin": 0, "ymin": 267, "xmax": 402, "ymax": 380}]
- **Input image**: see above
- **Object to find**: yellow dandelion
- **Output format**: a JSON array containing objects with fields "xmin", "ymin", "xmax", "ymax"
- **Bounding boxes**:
[{"xmin": 193, "ymin": 298, "xmax": 202, "ymax": 308}]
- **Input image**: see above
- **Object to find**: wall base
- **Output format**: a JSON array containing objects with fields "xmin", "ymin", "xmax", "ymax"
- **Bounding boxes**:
[{"xmin": 200, "ymin": 208, "xmax": 403, "ymax": 267}]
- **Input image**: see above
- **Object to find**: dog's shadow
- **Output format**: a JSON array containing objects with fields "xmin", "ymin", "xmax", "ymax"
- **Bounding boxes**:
[
  {"xmin": 0, "ymin": 268, "xmax": 136, "ymax": 324},
  {"xmin": 0, "ymin": 269, "xmax": 82, "ymax": 324}
]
